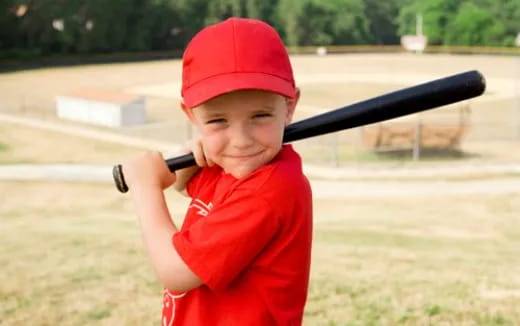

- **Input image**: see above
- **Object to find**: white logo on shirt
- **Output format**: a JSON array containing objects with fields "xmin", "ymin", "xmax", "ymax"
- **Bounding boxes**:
[
  {"xmin": 189, "ymin": 199, "xmax": 213, "ymax": 216},
  {"xmin": 163, "ymin": 289, "xmax": 186, "ymax": 326}
]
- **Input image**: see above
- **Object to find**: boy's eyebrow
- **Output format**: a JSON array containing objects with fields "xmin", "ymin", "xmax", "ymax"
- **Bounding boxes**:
[
  {"xmin": 258, "ymin": 105, "xmax": 276, "ymax": 111},
  {"xmin": 202, "ymin": 112, "xmax": 224, "ymax": 118},
  {"xmin": 198, "ymin": 109, "xmax": 226, "ymax": 119}
]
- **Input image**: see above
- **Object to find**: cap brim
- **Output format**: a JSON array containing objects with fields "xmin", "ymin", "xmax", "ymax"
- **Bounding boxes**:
[{"xmin": 182, "ymin": 72, "xmax": 296, "ymax": 108}]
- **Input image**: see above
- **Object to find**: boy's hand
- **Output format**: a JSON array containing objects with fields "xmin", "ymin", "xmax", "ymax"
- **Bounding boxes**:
[
  {"xmin": 188, "ymin": 137, "xmax": 215, "ymax": 168},
  {"xmin": 122, "ymin": 151, "xmax": 176, "ymax": 191},
  {"xmin": 171, "ymin": 138, "xmax": 213, "ymax": 195}
]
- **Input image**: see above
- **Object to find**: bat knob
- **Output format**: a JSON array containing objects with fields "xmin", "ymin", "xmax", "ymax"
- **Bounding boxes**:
[{"xmin": 113, "ymin": 164, "xmax": 129, "ymax": 193}]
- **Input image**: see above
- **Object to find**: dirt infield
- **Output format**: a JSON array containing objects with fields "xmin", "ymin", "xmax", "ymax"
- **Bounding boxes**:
[
  {"xmin": 0, "ymin": 53, "xmax": 519, "ymax": 165},
  {"xmin": 1, "ymin": 52, "xmax": 518, "ymax": 117}
]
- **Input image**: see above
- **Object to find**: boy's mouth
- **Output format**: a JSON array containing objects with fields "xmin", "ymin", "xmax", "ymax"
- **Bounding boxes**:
[{"xmin": 226, "ymin": 151, "xmax": 263, "ymax": 160}]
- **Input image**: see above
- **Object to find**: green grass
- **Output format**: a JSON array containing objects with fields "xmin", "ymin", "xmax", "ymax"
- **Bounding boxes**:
[
  {"xmin": 1, "ymin": 54, "xmax": 519, "ymax": 325},
  {"xmin": 305, "ymin": 195, "xmax": 520, "ymax": 325},
  {"xmin": 1, "ymin": 181, "xmax": 520, "ymax": 325}
]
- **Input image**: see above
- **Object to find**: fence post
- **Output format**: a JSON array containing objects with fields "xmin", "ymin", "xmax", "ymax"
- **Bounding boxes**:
[
  {"xmin": 413, "ymin": 115, "xmax": 422, "ymax": 161},
  {"xmin": 516, "ymin": 55, "xmax": 520, "ymax": 139},
  {"xmin": 332, "ymin": 133, "xmax": 340, "ymax": 167}
]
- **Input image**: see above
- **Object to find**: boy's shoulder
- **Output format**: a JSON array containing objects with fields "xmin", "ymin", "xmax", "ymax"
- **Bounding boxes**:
[
  {"xmin": 188, "ymin": 145, "xmax": 310, "ymax": 201},
  {"xmin": 239, "ymin": 145, "xmax": 310, "ymax": 197}
]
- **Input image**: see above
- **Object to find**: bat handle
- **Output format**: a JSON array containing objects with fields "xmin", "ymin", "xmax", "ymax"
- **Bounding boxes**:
[
  {"xmin": 112, "ymin": 164, "xmax": 128, "ymax": 193},
  {"xmin": 113, "ymin": 153, "xmax": 197, "ymax": 193}
]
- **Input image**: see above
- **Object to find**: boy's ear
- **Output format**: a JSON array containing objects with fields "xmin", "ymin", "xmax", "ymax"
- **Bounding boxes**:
[
  {"xmin": 284, "ymin": 87, "xmax": 300, "ymax": 125},
  {"xmin": 180, "ymin": 101, "xmax": 195, "ymax": 122}
]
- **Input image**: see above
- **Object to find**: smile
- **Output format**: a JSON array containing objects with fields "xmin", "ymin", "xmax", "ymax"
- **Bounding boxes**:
[{"xmin": 226, "ymin": 152, "xmax": 263, "ymax": 159}]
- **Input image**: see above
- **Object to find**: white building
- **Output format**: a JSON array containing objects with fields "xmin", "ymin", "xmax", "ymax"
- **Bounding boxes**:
[{"xmin": 56, "ymin": 88, "xmax": 146, "ymax": 127}]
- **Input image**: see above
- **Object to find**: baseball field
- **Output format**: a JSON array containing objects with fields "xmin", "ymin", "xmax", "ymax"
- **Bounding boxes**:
[{"xmin": 1, "ymin": 53, "xmax": 520, "ymax": 325}]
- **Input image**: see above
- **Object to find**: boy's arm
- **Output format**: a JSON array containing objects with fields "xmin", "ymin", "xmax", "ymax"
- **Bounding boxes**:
[
  {"xmin": 123, "ymin": 151, "xmax": 203, "ymax": 292},
  {"xmin": 172, "ymin": 165, "xmax": 199, "ymax": 195}
]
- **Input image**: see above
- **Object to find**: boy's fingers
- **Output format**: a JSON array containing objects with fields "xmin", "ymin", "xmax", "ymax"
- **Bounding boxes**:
[
  {"xmin": 201, "ymin": 143, "xmax": 214, "ymax": 167},
  {"xmin": 206, "ymin": 156, "xmax": 215, "ymax": 167},
  {"xmin": 121, "ymin": 151, "xmax": 177, "ymax": 190},
  {"xmin": 192, "ymin": 140, "xmax": 208, "ymax": 167},
  {"xmin": 154, "ymin": 152, "xmax": 177, "ymax": 188}
]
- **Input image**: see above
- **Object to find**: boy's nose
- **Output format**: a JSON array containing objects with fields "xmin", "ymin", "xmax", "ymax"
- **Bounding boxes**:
[{"xmin": 229, "ymin": 123, "xmax": 254, "ymax": 149}]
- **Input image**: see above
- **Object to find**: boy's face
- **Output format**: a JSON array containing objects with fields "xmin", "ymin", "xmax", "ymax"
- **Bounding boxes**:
[{"xmin": 182, "ymin": 89, "xmax": 299, "ymax": 179}]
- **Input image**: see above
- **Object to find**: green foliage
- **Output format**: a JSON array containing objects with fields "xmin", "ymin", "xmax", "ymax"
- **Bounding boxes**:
[
  {"xmin": 398, "ymin": 0, "xmax": 516, "ymax": 46},
  {"xmin": 364, "ymin": 0, "xmax": 401, "ymax": 44},
  {"xmin": 398, "ymin": 0, "xmax": 463, "ymax": 45},
  {"xmin": 445, "ymin": 2, "xmax": 506, "ymax": 46},
  {"xmin": 1, "ymin": 0, "xmax": 519, "ymax": 60},
  {"xmin": 0, "ymin": 0, "xmax": 20, "ymax": 50},
  {"xmin": 276, "ymin": 0, "xmax": 370, "ymax": 46},
  {"xmin": 176, "ymin": 0, "xmax": 210, "ymax": 41},
  {"xmin": 205, "ymin": 0, "xmax": 243, "ymax": 25},
  {"xmin": 488, "ymin": 0, "xmax": 520, "ymax": 46}
]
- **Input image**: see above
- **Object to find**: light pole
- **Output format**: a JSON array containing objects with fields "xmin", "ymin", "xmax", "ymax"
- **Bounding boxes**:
[
  {"xmin": 515, "ymin": 33, "xmax": 520, "ymax": 139},
  {"xmin": 412, "ymin": 13, "xmax": 424, "ymax": 161}
]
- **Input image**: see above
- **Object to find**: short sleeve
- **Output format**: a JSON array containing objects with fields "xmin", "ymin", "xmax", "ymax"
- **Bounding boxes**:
[
  {"xmin": 173, "ymin": 190, "xmax": 280, "ymax": 290},
  {"xmin": 186, "ymin": 166, "xmax": 220, "ymax": 198},
  {"xmin": 186, "ymin": 170, "xmax": 203, "ymax": 198}
]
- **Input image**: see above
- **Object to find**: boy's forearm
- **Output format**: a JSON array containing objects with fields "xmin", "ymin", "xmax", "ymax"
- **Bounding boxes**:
[
  {"xmin": 131, "ymin": 185, "xmax": 178, "ymax": 279},
  {"xmin": 173, "ymin": 165, "xmax": 200, "ymax": 194},
  {"xmin": 130, "ymin": 185, "xmax": 203, "ymax": 292}
]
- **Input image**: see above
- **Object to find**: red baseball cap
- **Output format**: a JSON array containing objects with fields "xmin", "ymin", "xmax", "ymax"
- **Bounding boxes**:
[{"xmin": 181, "ymin": 17, "xmax": 296, "ymax": 108}]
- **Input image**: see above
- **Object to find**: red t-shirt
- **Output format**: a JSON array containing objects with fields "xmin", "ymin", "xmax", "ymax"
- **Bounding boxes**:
[{"xmin": 163, "ymin": 145, "xmax": 313, "ymax": 326}]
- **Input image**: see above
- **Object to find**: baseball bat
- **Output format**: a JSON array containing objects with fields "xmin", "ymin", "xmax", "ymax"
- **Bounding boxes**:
[{"xmin": 113, "ymin": 70, "xmax": 486, "ymax": 193}]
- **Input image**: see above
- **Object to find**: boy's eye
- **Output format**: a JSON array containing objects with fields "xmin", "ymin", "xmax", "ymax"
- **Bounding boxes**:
[
  {"xmin": 253, "ymin": 113, "xmax": 272, "ymax": 119},
  {"xmin": 206, "ymin": 118, "xmax": 226, "ymax": 124}
]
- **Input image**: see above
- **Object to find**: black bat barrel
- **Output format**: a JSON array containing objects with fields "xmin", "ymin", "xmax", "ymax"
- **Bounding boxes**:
[
  {"xmin": 113, "ymin": 70, "xmax": 486, "ymax": 193},
  {"xmin": 283, "ymin": 70, "xmax": 485, "ymax": 142}
]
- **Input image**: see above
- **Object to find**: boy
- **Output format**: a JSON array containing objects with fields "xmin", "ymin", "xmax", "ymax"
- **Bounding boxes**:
[{"xmin": 122, "ymin": 17, "xmax": 313, "ymax": 325}]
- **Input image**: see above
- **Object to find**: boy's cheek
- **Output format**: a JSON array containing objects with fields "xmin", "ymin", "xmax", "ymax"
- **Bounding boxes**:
[
  {"xmin": 262, "ymin": 123, "xmax": 284, "ymax": 144},
  {"xmin": 201, "ymin": 135, "xmax": 224, "ymax": 158}
]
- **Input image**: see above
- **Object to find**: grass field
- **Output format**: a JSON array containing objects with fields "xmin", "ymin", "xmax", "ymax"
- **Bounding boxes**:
[
  {"xmin": 0, "ymin": 122, "xmax": 142, "ymax": 164},
  {"xmin": 1, "ymin": 53, "xmax": 520, "ymax": 325},
  {"xmin": 1, "ymin": 181, "xmax": 519, "ymax": 325}
]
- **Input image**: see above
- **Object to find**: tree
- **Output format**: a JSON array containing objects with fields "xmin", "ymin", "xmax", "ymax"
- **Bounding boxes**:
[
  {"xmin": 244, "ymin": 0, "xmax": 278, "ymax": 22},
  {"xmin": 205, "ymin": 0, "xmax": 242, "ymax": 25},
  {"xmin": 0, "ymin": 0, "xmax": 23, "ymax": 55},
  {"xmin": 204, "ymin": 0, "xmax": 278, "ymax": 25},
  {"xmin": 328, "ymin": 0, "xmax": 370, "ymax": 45},
  {"xmin": 4, "ymin": 0, "xmax": 520, "ymax": 60},
  {"xmin": 363, "ymin": 0, "xmax": 402, "ymax": 44},
  {"xmin": 445, "ymin": 2, "xmax": 506, "ymax": 46},
  {"xmin": 175, "ymin": 0, "xmax": 210, "ymax": 43},
  {"xmin": 398, "ymin": 0, "xmax": 463, "ymax": 45},
  {"xmin": 276, "ymin": 0, "xmax": 369, "ymax": 46},
  {"xmin": 488, "ymin": 0, "xmax": 520, "ymax": 46}
]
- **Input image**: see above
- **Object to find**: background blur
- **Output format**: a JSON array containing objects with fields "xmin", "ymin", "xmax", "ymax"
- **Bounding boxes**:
[
  {"xmin": 1, "ymin": 1, "xmax": 520, "ymax": 325},
  {"xmin": 2, "ymin": 0, "xmax": 520, "ymax": 62}
]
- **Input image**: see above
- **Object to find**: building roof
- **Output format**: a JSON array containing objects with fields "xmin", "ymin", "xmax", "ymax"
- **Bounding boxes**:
[{"xmin": 57, "ymin": 88, "xmax": 142, "ymax": 105}]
